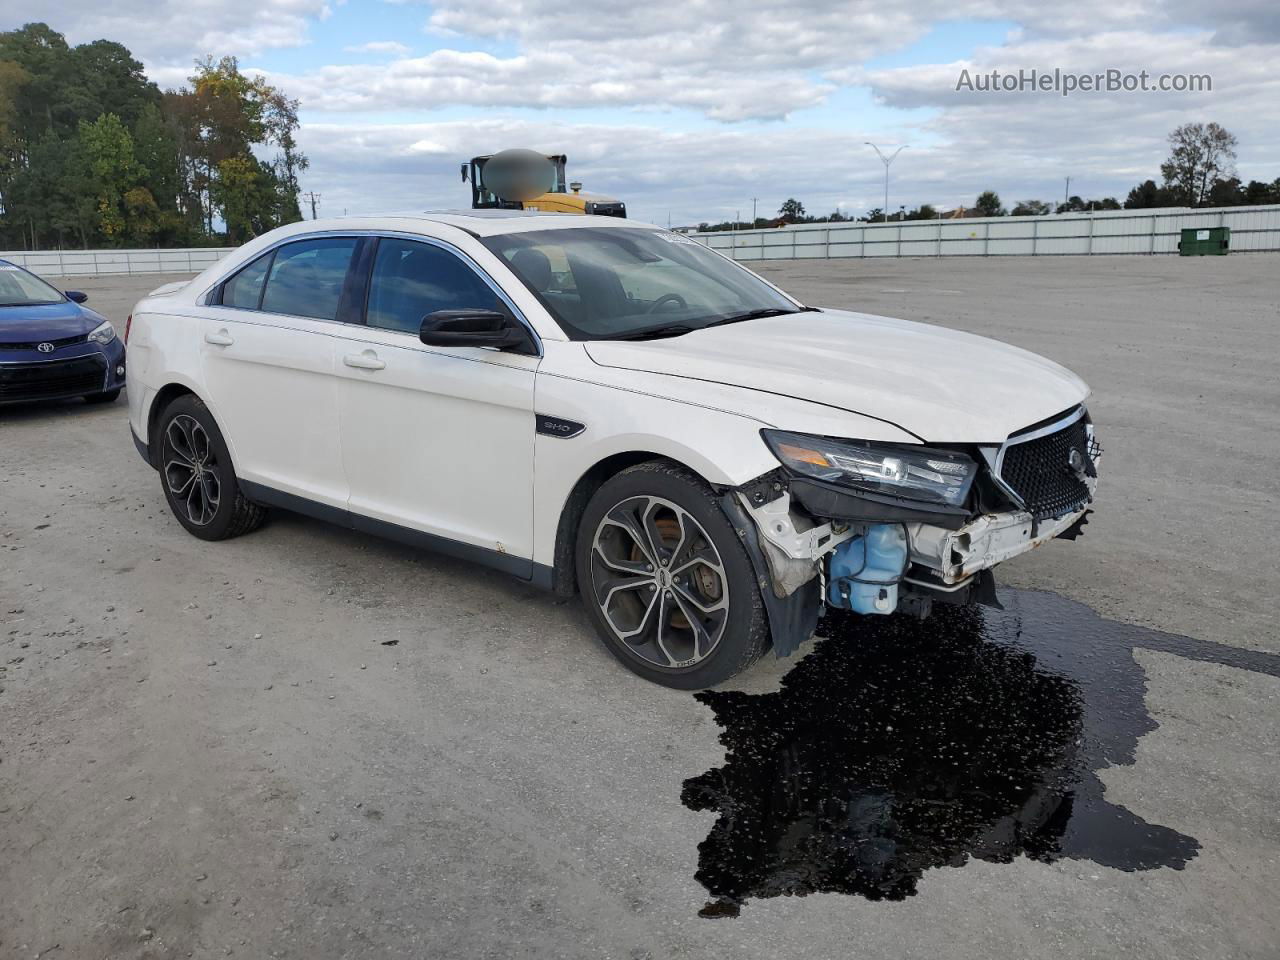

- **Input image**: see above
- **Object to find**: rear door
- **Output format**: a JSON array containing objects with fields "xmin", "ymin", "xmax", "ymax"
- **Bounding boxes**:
[
  {"xmin": 333, "ymin": 235, "xmax": 539, "ymax": 565},
  {"xmin": 200, "ymin": 236, "xmax": 365, "ymax": 509}
]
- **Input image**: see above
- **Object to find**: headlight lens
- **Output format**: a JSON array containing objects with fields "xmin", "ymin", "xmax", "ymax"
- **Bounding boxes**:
[
  {"xmin": 763, "ymin": 429, "xmax": 977, "ymax": 507},
  {"xmin": 87, "ymin": 320, "xmax": 116, "ymax": 345}
]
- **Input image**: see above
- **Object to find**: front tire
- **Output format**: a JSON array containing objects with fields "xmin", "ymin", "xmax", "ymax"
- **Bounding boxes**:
[
  {"xmin": 156, "ymin": 394, "xmax": 267, "ymax": 541},
  {"xmin": 575, "ymin": 461, "xmax": 768, "ymax": 689}
]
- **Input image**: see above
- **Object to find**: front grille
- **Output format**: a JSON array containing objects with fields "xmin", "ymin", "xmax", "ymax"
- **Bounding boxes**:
[
  {"xmin": 0, "ymin": 355, "xmax": 106, "ymax": 401},
  {"xmin": 999, "ymin": 414, "xmax": 1096, "ymax": 521},
  {"xmin": 0, "ymin": 334, "xmax": 86, "ymax": 351}
]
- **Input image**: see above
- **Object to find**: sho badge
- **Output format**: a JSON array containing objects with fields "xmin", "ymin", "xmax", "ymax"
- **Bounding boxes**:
[
  {"xmin": 37, "ymin": 342, "xmax": 55, "ymax": 353},
  {"xmin": 536, "ymin": 414, "xmax": 585, "ymax": 439}
]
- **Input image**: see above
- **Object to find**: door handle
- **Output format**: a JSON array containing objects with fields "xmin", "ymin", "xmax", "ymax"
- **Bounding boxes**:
[
  {"xmin": 204, "ymin": 330, "xmax": 234, "ymax": 346},
  {"xmin": 343, "ymin": 351, "xmax": 386, "ymax": 371}
]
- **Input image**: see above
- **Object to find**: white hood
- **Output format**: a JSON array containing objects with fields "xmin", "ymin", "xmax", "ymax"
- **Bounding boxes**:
[{"xmin": 583, "ymin": 309, "xmax": 1089, "ymax": 443}]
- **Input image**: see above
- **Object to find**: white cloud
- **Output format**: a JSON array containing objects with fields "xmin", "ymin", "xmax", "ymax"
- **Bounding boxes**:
[
  {"xmin": 262, "ymin": 49, "xmax": 833, "ymax": 120},
  {"xmin": 856, "ymin": 29, "xmax": 1280, "ymax": 189},
  {"xmin": 343, "ymin": 40, "xmax": 411, "ymax": 55},
  {"xmin": 14, "ymin": 0, "xmax": 329, "ymax": 66}
]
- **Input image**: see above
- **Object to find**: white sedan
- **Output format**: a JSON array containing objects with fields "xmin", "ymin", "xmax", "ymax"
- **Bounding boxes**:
[{"xmin": 126, "ymin": 212, "xmax": 1099, "ymax": 688}]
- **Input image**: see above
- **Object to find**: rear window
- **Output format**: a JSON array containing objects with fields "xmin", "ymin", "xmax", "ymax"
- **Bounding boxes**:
[{"xmin": 259, "ymin": 238, "xmax": 359, "ymax": 321}]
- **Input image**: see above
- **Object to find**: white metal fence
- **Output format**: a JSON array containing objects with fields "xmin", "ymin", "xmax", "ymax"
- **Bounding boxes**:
[
  {"xmin": 0, "ymin": 247, "xmax": 232, "ymax": 278},
  {"xmin": 6, "ymin": 204, "xmax": 1279, "ymax": 275},
  {"xmin": 691, "ymin": 204, "xmax": 1280, "ymax": 261}
]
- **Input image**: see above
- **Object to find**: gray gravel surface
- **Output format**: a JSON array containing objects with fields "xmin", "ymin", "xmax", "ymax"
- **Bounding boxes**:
[{"xmin": 1, "ymin": 257, "xmax": 1277, "ymax": 959}]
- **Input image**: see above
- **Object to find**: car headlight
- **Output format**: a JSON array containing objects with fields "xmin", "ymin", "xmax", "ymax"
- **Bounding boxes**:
[
  {"xmin": 762, "ymin": 429, "xmax": 978, "ymax": 507},
  {"xmin": 87, "ymin": 320, "xmax": 116, "ymax": 345}
]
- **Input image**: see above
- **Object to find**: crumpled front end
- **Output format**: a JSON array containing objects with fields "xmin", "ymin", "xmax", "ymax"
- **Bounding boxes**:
[{"xmin": 733, "ymin": 406, "xmax": 1100, "ymax": 656}]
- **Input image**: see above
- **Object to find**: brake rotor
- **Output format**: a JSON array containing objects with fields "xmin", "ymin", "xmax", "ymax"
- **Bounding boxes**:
[{"xmin": 632, "ymin": 514, "xmax": 698, "ymax": 629}]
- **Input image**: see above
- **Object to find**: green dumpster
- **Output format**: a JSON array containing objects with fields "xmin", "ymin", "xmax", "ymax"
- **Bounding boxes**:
[{"xmin": 1179, "ymin": 226, "xmax": 1230, "ymax": 255}]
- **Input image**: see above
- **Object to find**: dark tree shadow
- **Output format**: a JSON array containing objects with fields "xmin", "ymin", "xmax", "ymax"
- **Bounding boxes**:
[{"xmin": 682, "ymin": 589, "xmax": 1280, "ymax": 917}]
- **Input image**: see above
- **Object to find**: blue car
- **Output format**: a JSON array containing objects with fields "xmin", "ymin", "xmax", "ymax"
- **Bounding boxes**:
[{"xmin": 0, "ymin": 259, "xmax": 125, "ymax": 405}]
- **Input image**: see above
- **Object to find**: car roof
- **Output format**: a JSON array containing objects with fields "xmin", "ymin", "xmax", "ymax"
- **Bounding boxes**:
[{"xmin": 312, "ymin": 210, "xmax": 658, "ymax": 238}]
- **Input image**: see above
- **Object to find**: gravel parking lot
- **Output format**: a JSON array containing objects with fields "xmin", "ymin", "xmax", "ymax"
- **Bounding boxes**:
[{"xmin": 3, "ymin": 254, "xmax": 1278, "ymax": 959}]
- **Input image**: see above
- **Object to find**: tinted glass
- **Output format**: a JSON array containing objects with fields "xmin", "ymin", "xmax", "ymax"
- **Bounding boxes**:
[
  {"xmin": 481, "ymin": 228, "xmax": 797, "ymax": 340},
  {"xmin": 221, "ymin": 251, "xmax": 272, "ymax": 309},
  {"xmin": 260, "ymin": 237, "xmax": 358, "ymax": 321},
  {"xmin": 367, "ymin": 238, "xmax": 504, "ymax": 334}
]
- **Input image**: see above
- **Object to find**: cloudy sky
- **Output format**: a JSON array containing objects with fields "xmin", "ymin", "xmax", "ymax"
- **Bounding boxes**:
[{"xmin": 10, "ymin": 0, "xmax": 1280, "ymax": 224}]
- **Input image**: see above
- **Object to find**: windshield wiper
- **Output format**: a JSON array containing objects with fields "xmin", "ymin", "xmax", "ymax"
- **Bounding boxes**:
[
  {"xmin": 609, "ymin": 323, "xmax": 698, "ymax": 341},
  {"xmin": 703, "ymin": 307, "xmax": 811, "ymax": 328},
  {"xmin": 608, "ymin": 305, "xmax": 819, "ymax": 341}
]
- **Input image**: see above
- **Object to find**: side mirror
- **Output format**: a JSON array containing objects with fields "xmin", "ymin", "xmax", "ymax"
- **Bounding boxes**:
[
  {"xmin": 65, "ymin": 290, "xmax": 88, "ymax": 303},
  {"xmin": 419, "ymin": 309, "xmax": 534, "ymax": 354}
]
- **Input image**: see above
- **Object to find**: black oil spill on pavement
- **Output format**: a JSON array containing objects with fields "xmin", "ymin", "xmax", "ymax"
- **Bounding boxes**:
[{"xmin": 682, "ymin": 589, "xmax": 1280, "ymax": 917}]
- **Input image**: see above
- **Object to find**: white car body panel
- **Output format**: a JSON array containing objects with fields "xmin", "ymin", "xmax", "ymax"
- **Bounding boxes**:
[
  {"xmin": 584, "ymin": 310, "xmax": 1089, "ymax": 444},
  {"xmin": 126, "ymin": 211, "xmax": 1095, "ymax": 608},
  {"xmin": 331, "ymin": 322, "xmax": 539, "ymax": 557},
  {"xmin": 198, "ymin": 310, "xmax": 349, "ymax": 508}
]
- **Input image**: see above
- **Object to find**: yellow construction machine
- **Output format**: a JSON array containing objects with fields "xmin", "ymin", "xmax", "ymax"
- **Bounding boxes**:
[{"xmin": 461, "ymin": 153, "xmax": 626, "ymax": 217}]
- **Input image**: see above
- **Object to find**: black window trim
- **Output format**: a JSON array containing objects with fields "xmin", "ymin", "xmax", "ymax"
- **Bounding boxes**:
[
  {"xmin": 202, "ymin": 230, "xmax": 541, "ymax": 356},
  {"xmin": 355, "ymin": 232, "xmax": 542, "ymax": 355},
  {"xmin": 215, "ymin": 247, "xmax": 277, "ymax": 311},
  {"xmin": 209, "ymin": 234, "xmax": 366, "ymax": 324}
]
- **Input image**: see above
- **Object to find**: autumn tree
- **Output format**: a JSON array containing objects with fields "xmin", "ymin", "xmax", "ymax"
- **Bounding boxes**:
[
  {"xmin": 79, "ymin": 113, "xmax": 143, "ymax": 243},
  {"xmin": 0, "ymin": 25, "xmax": 306, "ymax": 248}
]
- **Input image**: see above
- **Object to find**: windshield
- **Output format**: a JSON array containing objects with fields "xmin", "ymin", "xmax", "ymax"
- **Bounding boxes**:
[
  {"xmin": 0, "ymin": 264, "xmax": 64, "ymax": 307},
  {"xmin": 481, "ymin": 228, "xmax": 800, "ymax": 340}
]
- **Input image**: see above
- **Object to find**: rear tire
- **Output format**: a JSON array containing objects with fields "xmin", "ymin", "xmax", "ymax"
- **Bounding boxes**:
[
  {"xmin": 85, "ymin": 389, "xmax": 120, "ymax": 404},
  {"xmin": 575, "ymin": 460, "xmax": 768, "ymax": 689},
  {"xmin": 156, "ymin": 394, "xmax": 267, "ymax": 541}
]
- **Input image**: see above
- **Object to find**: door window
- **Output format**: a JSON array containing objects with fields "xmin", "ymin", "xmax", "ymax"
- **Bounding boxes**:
[
  {"xmin": 260, "ymin": 237, "xmax": 359, "ymax": 321},
  {"xmin": 366, "ymin": 238, "xmax": 504, "ymax": 334},
  {"xmin": 220, "ymin": 251, "xmax": 273, "ymax": 309}
]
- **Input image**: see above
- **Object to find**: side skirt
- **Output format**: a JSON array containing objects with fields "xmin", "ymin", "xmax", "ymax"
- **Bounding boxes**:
[{"xmin": 239, "ymin": 479, "xmax": 548, "ymax": 585}]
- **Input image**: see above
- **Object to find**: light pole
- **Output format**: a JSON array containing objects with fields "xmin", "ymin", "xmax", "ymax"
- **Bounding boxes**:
[{"xmin": 866, "ymin": 143, "xmax": 907, "ymax": 222}]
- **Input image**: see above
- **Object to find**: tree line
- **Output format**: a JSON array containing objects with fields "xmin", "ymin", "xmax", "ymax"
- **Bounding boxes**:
[
  {"xmin": 0, "ymin": 23, "xmax": 307, "ymax": 250},
  {"xmin": 699, "ymin": 122, "xmax": 1279, "ymax": 231}
]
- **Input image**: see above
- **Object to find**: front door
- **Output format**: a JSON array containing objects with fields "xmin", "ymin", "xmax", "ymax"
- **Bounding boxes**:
[{"xmin": 334, "ymin": 236, "xmax": 539, "ymax": 564}]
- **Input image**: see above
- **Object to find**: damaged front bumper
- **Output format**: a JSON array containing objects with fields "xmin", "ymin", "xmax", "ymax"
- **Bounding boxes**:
[
  {"xmin": 905, "ymin": 507, "xmax": 1089, "ymax": 589},
  {"xmin": 728, "ymin": 416, "xmax": 1100, "ymax": 657}
]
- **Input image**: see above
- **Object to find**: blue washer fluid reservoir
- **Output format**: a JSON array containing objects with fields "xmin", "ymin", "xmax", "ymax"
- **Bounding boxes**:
[{"xmin": 827, "ymin": 524, "xmax": 908, "ymax": 615}]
